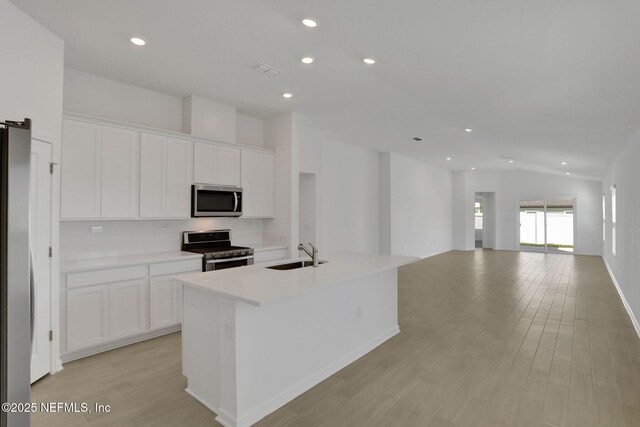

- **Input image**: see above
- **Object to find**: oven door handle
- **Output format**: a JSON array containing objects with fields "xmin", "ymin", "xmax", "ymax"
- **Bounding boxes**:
[{"xmin": 206, "ymin": 255, "xmax": 254, "ymax": 264}]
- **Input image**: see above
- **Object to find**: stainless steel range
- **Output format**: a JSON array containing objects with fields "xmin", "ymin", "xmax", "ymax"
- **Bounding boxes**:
[{"xmin": 181, "ymin": 229, "xmax": 254, "ymax": 272}]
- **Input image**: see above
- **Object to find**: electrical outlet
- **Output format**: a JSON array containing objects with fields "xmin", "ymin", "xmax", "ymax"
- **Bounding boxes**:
[
  {"xmin": 90, "ymin": 226, "xmax": 103, "ymax": 234},
  {"xmin": 159, "ymin": 224, "xmax": 169, "ymax": 230},
  {"xmin": 356, "ymin": 306, "xmax": 363, "ymax": 319}
]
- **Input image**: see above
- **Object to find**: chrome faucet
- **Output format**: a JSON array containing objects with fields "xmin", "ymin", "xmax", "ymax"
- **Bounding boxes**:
[{"xmin": 298, "ymin": 242, "xmax": 319, "ymax": 267}]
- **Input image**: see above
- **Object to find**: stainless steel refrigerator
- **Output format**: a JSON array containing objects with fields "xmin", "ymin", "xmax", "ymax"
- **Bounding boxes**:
[{"xmin": 1, "ymin": 119, "xmax": 32, "ymax": 427}]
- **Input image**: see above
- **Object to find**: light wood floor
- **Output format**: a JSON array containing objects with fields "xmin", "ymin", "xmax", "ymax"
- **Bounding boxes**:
[{"xmin": 32, "ymin": 250, "xmax": 640, "ymax": 426}]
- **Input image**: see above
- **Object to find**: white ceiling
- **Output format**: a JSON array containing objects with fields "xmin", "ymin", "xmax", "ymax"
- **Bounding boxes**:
[{"xmin": 11, "ymin": 0, "xmax": 640, "ymax": 179}]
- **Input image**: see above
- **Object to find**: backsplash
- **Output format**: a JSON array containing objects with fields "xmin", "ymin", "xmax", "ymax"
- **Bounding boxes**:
[{"xmin": 60, "ymin": 218, "xmax": 264, "ymax": 261}]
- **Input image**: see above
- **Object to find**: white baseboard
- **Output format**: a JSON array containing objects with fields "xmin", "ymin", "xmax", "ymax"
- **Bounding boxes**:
[
  {"xmin": 60, "ymin": 324, "xmax": 181, "ymax": 363},
  {"xmin": 233, "ymin": 326, "xmax": 401, "ymax": 427},
  {"xmin": 603, "ymin": 258, "xmax": 640, "ymax": 340},
  {"xmin": 51, "ymin": 358, "xmax": 63, "ymax": 374}
]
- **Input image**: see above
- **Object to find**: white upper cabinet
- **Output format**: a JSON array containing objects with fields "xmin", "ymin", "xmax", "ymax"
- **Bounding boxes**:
[
  {"xmin": 241, "ymin": 150, "xmax": 274, "ymax": 218},
  {"xmin": 241, "ymin": 150, "xmax": 259, "ymax": 217},
  {"xmin": 193, "ymin": 142, "xmax": 240, "ymax": 186},
  {"xmin": 62, "ymin": 121, "xmax": 139, "ymax": 219},
  {"xmin": 193, "ymin": 142, "xmax": 217, "ymax": 184},
  {"xmin": 61, "ymin": 120, "xmax": 102, "ymax": 219},
  {"xmin": 60, "ymin": 116, "xmax": 272, "ymax": 221},
  {"xmin": 139, "ymin": 133, "xmax": 165, "ymax": 218},
  {"xmin": 165, "ymin": 137, "xmax": 193, "ymax": 218},
  {"xmin": 140, "ymin": 133, "xmax": 193, "ymax": 218},
  {"xmin": 100, "ymin": 126, "xmax": 139, "ymax": 218},
  {"xmin": 258, "ymin": 153, "xmax": 275, "ymax": 216},
  {"xmin": 217, "ymin": 146, "xmax": 240, "ymax": 186}
]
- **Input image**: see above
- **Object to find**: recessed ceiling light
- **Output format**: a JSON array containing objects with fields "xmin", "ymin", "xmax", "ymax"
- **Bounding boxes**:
[
  {"xmin": 446, "ymin": 157, "xmax": 452, "ymax": 161},
  {"xmin": 302, "ymin": 18, "xmax": 318, "ymax": 28},
  {"xmin": 471, "ymin": 167, "xmax": 476, "ymax": 170},
  {"xmin": 565, "ymin": 172, "xmax": 571, "ymax": 175},
  {"xmin": 301, "ymin": 56, "xmax": 315, "ymax": 64},
  {"xmin": 561, "ymin": 161, "xmax": 568, "ymax": 165},
  {"xmin": 412, "ymin": 137, "xmax": 423, "ymax": 142},
  {"xmin": 130, "ymin": 37, "xmax": 146, "ymax": 46},
  {"xmin": 464, "ymin": 128, "xmax": 473, "ymax": 133},
  {"xmin": 508, "ymin": 160, "xmax": 515, "ymax": 163},
  {"xmin": 282, "ymin": 93, "xmax": 293, "ymax": 99},
  {"xmin": 363, "ymin": 58, "xmax": 376, "ymax": 65}
]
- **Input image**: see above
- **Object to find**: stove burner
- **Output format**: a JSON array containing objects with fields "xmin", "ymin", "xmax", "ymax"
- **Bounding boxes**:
[{"xmin": 181, "ymin": 229, "xmax": 254, "ymax": 271}]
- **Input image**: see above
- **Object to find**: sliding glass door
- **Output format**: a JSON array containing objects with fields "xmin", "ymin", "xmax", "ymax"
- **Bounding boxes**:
[{"xmin": 519, "ymin": 198, "xmax": 575, "ymax": 253}]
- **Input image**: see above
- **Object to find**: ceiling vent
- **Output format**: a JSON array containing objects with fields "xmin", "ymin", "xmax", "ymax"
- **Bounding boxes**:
[{"xmin": 253, "ymin": 63, "xmax": 283, "ymax": 77}]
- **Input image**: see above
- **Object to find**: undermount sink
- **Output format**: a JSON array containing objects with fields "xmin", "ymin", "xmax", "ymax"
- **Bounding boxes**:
[{"xmin": 266, "ymin": 260, "xmax": 328, "ymax": 270}]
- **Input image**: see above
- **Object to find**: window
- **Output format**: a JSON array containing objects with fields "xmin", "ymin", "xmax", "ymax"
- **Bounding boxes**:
[
  {"xmin": 474, "ymin": 201, "xmax": 483, "ymax": 230},
  {"xmin": 611, "ymin": 185, "xmax": 616, "ymax": 256},
  {"xmin": 602, "ymin": 193, "xmax": 606, "ymax": 242}
]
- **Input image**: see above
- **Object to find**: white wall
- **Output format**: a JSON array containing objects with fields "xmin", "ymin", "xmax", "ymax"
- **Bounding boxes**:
[
  {"xmin": 452, "ymin": 171, "xmax": 467, "ymax": 250},
  {"xmin": 63, "ymin": 68, "xmax": 265, "ymax": 148},
  {"xmin": 298, "ymin": 124, "xmax": 380, "ymax": 254},
  {"xmin": 64, "ymin": 68, "xmax": 184, "ymax": 132},
  {"xmin": 1, "ymin": 0, "xmax": 65, "ymax": 372},
  {"xmin": 237, "ymin": 114, "xmax": 264, "ymax": 147},
  {"xmin": 1, "ymin": 1, "xmax": 64, "ymax": 142},
  {"xmin": 602, "ymin": 128, "xmax": 640, "ymax": 334},
  {"xmin": 264, "ymin": 113, "xmax": 297, "ymax": 256},
  {"xmin": 60, "ymin": 218, "xmax": 264, "ymax": 261},
  {"xmin": 453, "ymin": 170, "xmax": 602, "ymax": 255},
  {"xmin": 380, "ymin": 153, "xmax": 453, "ymax": 258},
  {"xmin": 183, "ymin": 95, "xmax": 236, "ymax": 143},
  {"xmin": 299, "ymin": 173, "xmax": 316, "ymax": 248}
]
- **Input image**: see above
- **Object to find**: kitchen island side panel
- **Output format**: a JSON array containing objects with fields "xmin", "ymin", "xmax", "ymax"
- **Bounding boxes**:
[
  {"xmin": 233, "ymin": 268, "xmax": 398, "ymax": 426},
  {"xmin": 182, "ymin": 286, "xmax": 226, "ymax": 413}
]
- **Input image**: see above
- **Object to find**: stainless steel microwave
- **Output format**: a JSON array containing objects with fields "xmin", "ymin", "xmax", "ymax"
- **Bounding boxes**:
[{"xmin": 191, "ymin": 185, "xmax": 243, "ymax": 217}]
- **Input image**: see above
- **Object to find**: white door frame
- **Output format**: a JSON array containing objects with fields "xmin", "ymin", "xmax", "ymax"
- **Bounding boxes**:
[
  {"xmin": 33, "ymin": 136, "xmax": 63, "ymax": 378},
  {"xmin": 30, "ymin": 138, "xmax": 53, "ymax": 382},
  {"xmin": 516, "ymin": 195, "xmax": 577, "ymax": 253}
]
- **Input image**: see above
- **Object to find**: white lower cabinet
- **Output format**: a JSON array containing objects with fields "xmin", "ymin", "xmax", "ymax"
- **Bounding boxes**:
[
  {"xmin": 149, "ymin": 276, "xmax": 180, "ymax": 330},
  {"xmin": 64, "ymin": 258, "xmax": 200, "ymax": 359},
  {"xmin": 109, "ymin": 279, "xmax": 147, "ymax": 340},
  {"xmin": 67, "ymin": 285, "xmax": 110, "ymax": 352}
]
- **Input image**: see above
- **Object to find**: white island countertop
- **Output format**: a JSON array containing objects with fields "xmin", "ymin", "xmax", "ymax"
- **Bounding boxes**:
[{"xmin": 173, "ymin": 252, "xmax": 417, "ymax": 306}]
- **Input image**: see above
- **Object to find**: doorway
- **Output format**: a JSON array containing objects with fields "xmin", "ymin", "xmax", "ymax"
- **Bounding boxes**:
[
  {"xmin": 474, "ymin": 192, "xmax": 495, "ymax": 249},
  {"xmin": 519, "ymin": 198, "xmax": 575, "ymax": 253},
  {"xmin": 299, "ymin": 173, "xmax": 317, "ymax": 254},
  {"xmin": 474, "ymin": 196, "xmax": 484, "ymax": 248},
  {"xmin": 30, "ymin": 139, "xmax": 52, "ymax": 382}
]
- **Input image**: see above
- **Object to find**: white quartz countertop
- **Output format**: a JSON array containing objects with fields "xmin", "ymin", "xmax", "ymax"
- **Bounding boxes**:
[
  {"xmin": 62, "ymin": 251, "xmax": 202, "ymax": 273},
  {"xmin": 173, "ymin": 252, "xmax": 418, "ymax": 306}
]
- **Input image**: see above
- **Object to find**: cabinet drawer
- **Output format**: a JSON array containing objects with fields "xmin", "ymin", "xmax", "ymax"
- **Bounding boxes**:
[
  {"xmin": 67, "ymin": 265, "xmax": 147, "ymax": 288},
  {"xmin": 149, "ymin": 259, "xmax": 202, "ymax": 277}
]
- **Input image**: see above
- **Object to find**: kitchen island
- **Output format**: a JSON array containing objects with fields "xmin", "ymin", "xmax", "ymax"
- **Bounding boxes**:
[{"xmin": 174, "ymin": 252, "xmax": 417, "ymax": 427}]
